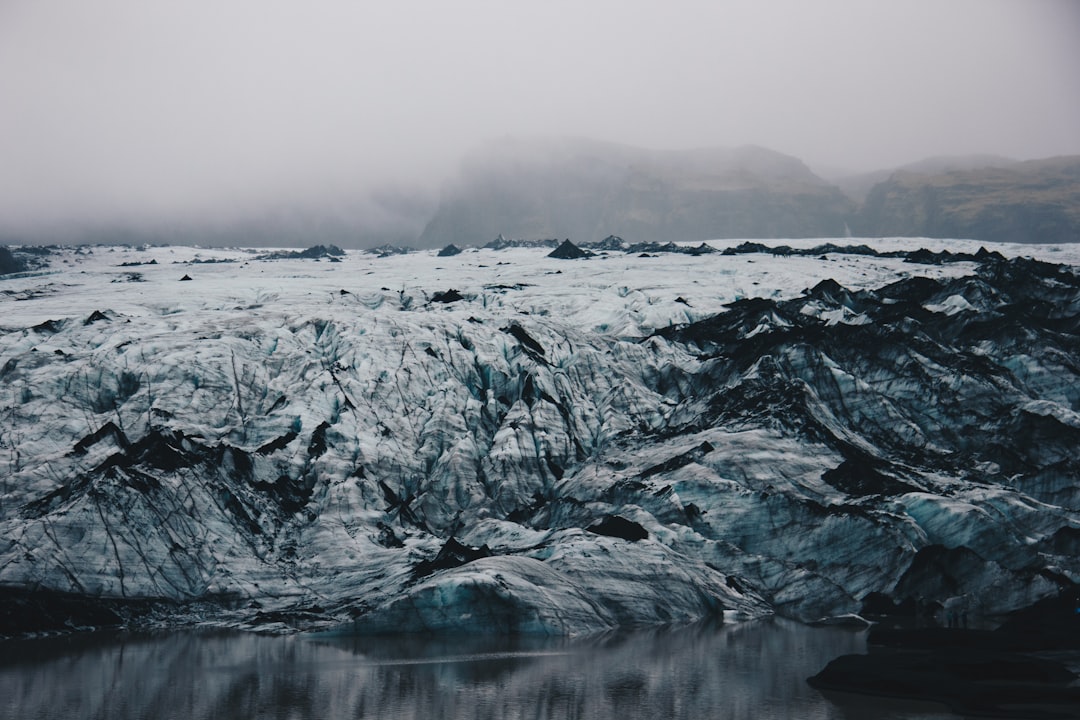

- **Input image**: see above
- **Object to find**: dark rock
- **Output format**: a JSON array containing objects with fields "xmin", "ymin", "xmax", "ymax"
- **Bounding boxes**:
[
  {"xmin": 640, "ymin": 441, "xmax": 715, "ymax": 479},
  {"xmin": 83, "ymin": 310, "xmax": 110, "ymax": 325},
  {"xmin": 257, "ymin": 430, "xmax": 299, "ymax": 455},
  {"xmin": 485, "ymin": 283, "xmax": 531, "ymax": 294},
  {"xmin": 586, "ymin": 235, "xmax": 626, "ymax": 251},
  {"xmin": 413, "ymin": 537, "xmax": 493, "ymax": 578},
  {"xmin": 709, "ymin": 241, "xmax": 1019, "ymax": 266},
  {"xmin": 437, "ymin": 244, "xmax": 463, "ymax": 257},
  {"xmin": 721, "ymin": 241, "xmax": 773, "ymax": 255},
  {"xmin": 32, "ymin": 319, "xmax": 62, "ymax": 334},
  {"xmin": 378, "ymin": 481, "xmax": 427, "ymax": 532},
  {"xmin": 179, "ymin": 274, "xmax": 193, "ymax": 281},
  {"xmin": 253, "ymin": 474, "xmax": 314, "ymax": 515},
  {"xmin": 365, "ymin": 244, "xmax": 413, "ymax": 257},
  {"xmin": 258, "ymin": 245, "xmax": 346, "ymax": 261},
  {"xmin": 307, "ymin": 421, "xmax": 331, "ymax": 458},
  {"xmin": 547, "ymin": 240, "xmax": 593, "ymax": 259},
  {"xmin": 103, "ymin": 430, "xmax": 187, "ymax": 474},
  {"xmin": 586, "ymin": 515, "xmax": 648, "ymax": 542},
  {"xmin": 431, "ymin": 289, "xmax": 464, "ymax": 303},
  {"xmin": 904, "ymin": 247, "xmax": 950, "ymax": 265},
  {"xmin": 821, "ymin": 457, "xmax": 918, "ymax": 497},
  {"xmin": 502, "ymin": 323, "xmax": 545, "ymax": 356},
  {"xmin": 483, "ymin": 236, "xmax": 559, "ymax": 250},
  {"xmin": 375, "ymin": 522, "xmax": 405, "ymax": 549},
  {"xmin": 295, "ymin": 244, "xmax": 345, "ymax": 259},
  {"xmin": 72, "ymin": 421, "xmax": 131, "ymax": 455},
  {"xmin": 484, "ymin": 234, "xmax": 512, "ymax": 250}
]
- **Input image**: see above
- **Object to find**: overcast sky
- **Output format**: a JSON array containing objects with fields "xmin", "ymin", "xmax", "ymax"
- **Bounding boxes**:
[{"xmin": 1, "ymin": 0, "xmax": 1078, "ymax": 239}]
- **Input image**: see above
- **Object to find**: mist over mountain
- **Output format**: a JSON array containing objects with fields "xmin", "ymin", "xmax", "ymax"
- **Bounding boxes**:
[
  {"xmin": 853, "ymin": 156, "xmax": 1080, "ymax": 244},
  {"xmin": 827, "ymin": 154, "xmax": 1019, "ymax": 205},
  {"xmin": 2, "ymin": 2, "xmax": 1078, "ymax": 254},
  {"xmin": 3, "ymin": 138, "xmax": 1078, "ymax": 250},
  {"xmin": 419, "ymin": 138, "xmax": 856, "ymax": 247},
  {"xmin": 415, "ymin": 140, "xmax": 1080, "ymax": 248}
]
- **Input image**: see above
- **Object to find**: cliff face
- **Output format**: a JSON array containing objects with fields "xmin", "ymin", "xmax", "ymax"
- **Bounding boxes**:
[
  {"xmin": 419, "ymin": 138, "xmax": 856, "ymax": 246},
  {"xmin": 854, "ymin": 156, "xmax": 1080, "ymax": 243}
]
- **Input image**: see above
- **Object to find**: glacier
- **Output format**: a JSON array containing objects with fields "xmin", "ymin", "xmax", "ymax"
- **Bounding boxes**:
[{"xmin": 1, "ymin": 238, "xmax": 1078, "ymax": 637}]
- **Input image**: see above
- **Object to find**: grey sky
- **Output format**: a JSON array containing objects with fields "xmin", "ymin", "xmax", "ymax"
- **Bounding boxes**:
[{"xmin": 1, "ymin": 0, "xmax": 1078, "ymax": 238}]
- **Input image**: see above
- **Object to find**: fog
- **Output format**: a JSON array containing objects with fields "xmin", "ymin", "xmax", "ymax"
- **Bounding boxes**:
[{"xmin": 1, "ymin": 0, "xmax": 1078, "ymax": 246}]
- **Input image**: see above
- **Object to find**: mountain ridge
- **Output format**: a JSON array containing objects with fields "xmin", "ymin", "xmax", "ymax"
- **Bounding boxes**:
[
  {"xmin": 4, "ymin": 141, "xmax": 1077, "ymax": 249},
  {"xmin": 419, "ymin": 138, "xmax": 1080, "ymax": 247}
]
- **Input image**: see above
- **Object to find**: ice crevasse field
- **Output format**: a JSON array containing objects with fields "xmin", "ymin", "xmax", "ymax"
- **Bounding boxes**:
[{"xmin": 0, "ymin": 236, "xmax": 1079, "ymax": 639}]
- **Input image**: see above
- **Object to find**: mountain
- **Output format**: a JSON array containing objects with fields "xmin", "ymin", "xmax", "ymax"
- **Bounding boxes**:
[
  {"xmin": 827, "ymin": 154, "xmax": 1017, "ymax": 204},
  {"xmin": 418, "ymin": 137, "xmax": 856, "ymax": 247},
  {"xmin": 421, "ymin": 139, "xmax": 1080, "ymax": 248},
  {"xmin": 1, "ymin": 239, "xmax": 1078, "ymax": 637},
  {"xmin": 854, "ymin": 156, "xmax": 1080, "ymax": 243}
]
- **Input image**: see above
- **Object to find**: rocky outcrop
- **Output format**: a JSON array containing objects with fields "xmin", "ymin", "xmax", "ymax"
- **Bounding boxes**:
[{"xmin": 547, "ymin": 240, "xmax": 593, "ymax": 259}]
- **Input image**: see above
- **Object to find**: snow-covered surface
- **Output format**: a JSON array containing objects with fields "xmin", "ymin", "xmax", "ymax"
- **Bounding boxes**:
[{"xmin": 2, "ymin": 237, "xmax": 1079, "ymax": 635}]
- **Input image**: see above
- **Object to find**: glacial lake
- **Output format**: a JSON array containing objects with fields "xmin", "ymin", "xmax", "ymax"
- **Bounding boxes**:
[{"xmin": 1, "ymin": 618, "xmax": 955, "ymax": 720}]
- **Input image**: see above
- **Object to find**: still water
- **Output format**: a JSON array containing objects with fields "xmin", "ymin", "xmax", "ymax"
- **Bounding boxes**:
[{"xmin": 1, "ymin": 618, "xmax": 954, "ymax": 720}]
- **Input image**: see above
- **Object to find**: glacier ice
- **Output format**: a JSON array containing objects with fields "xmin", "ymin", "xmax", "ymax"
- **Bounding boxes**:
[{"xmin": 1, "ymin": 238, "xmax": 1079, "ymax": 636}]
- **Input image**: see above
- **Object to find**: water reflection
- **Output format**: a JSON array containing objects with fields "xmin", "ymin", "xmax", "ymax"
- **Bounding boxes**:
[{"xmin": 0, "ymin": 619, "xmax": 953, "ymax": 720}]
